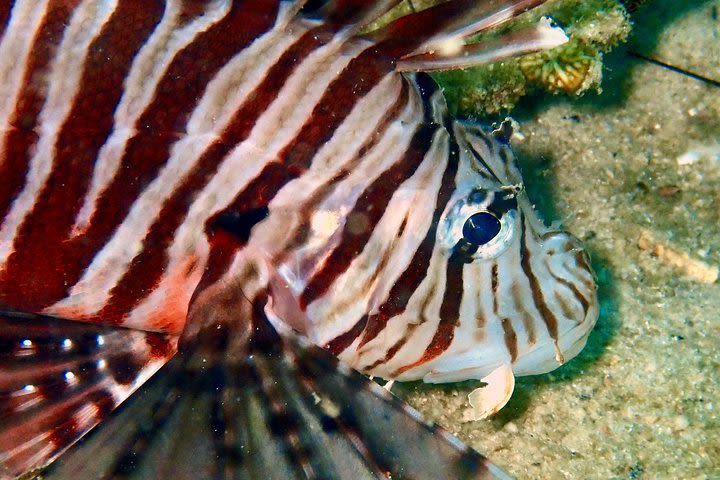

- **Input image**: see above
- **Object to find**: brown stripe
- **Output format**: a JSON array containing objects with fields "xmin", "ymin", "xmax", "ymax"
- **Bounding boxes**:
[
  {"xmin": 325, "ymin": 314, "xmax": 367, "ymax": 356},
  {"xmin": 0, "ymin": 0, "xmax": 81, "ymax": 226},
  {"xmin": 49, "ymin": 415, "xmax": 81, "ymax": 458},
  {"xmin": 574, "ymin": 250, "xmax": 593, "ymax": 279},
  {"xmin": 100, "ymin": 27, "xmax": 328, "ymax": 318},
  {"xmin": 548, "ymin": 267, "xmax": 590, "ymax": 319},
  {"xmin": 394, "ymin": 257, "xmax": 464, "ymax": 375},
  {"xmin": 465, "ymin": 137, "xmax": 498, "ymax": 182},
  {"xmin": 145, "ymin": 333, "xmax": 175, "ymax": 359},
  {"xmin": 501, "ymin": 317, "xmax": 518, "ymax": 362},
  {"xmin": 490, "ymin": 261, "xmax": 499, "ymax": 314},
  {"xmin": 519, "ymin": 214, "xmax": 560, "ymax": 344},
  {"xmin": 364, "ymin": 323, "xmax": 417, "ymax": 370},
  {"xmin": 0, "ymin": 0, "xmax": 13, "ymax": 40},
  {"xmin": 107, "ymin": 351, "xmax": 146, "ymax": 385},
  {"xmin": 553, "ymin": 291, "xmax": 576, "ymax": 324},
  {"xmin": 0, "ymin": 0, "xmax": 281, "ymax": 313},
  {"xmin": 0, "ymin": 0, "xmax": 167, "ymax": 310},
  {"xmin": 87, "ymin": 388, "xmax": 116, "ymax": 419},
  {"xmin": 299, "ymin": 123, "xmax": 436, "ymax": 309},
  {"xmin": 474, "ymin": 285, "xmax": 486, "ymax": 330}
]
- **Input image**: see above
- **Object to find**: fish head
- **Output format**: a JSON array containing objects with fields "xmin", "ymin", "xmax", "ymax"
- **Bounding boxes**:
[{"xmin": 432, "ymin": 119, "xmax": 599, "ymax": 378}]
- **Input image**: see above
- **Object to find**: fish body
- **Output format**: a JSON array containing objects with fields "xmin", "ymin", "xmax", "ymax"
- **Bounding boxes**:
[{"xmin": 0, "ymin": 0, "xmax": 598, "ymax": 478}]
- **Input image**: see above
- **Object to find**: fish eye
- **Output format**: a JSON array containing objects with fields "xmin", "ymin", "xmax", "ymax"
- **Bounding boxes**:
[
  {"xmin": 462, "ymin": 211, "xmax": 501, "ymax": 246},
  {"xmin": 439, "ymin": 188, "xmax": 518, "ymax": 263}
]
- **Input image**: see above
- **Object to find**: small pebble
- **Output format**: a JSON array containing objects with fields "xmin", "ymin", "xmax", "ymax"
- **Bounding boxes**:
[
  {"xmin": 504, "ymin": 422, "xmax": 519, "ymax": 434},
  {"xmin": 674, "ymin": 415, "xmax": 690, "ymax": 431}
]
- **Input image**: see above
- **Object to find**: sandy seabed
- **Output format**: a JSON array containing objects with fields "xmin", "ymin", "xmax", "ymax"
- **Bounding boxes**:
[{"xmin": 397, "ymin": 2, "xmax": 720, "ymax": 478}]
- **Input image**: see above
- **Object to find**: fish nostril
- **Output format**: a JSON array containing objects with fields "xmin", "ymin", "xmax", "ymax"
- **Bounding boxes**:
[
  {"xmin": 541, "ymin": 231, "xmax": 584, "ymax": 254},
  {"xmin": 542, "ymin": 232, "xmax": 597, "ymax": 291}
]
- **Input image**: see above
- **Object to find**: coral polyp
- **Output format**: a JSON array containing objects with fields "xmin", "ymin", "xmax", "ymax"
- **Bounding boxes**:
[
  {"xmin": 432, "ymin": 0, "xmax": 632, "ymax": 116},
  {"xmin": 519, "ymin": 40, "xmax": 601, "ymax": 94}
]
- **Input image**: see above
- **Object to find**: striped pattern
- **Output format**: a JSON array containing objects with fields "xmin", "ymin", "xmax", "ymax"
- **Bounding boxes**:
[
  {"xmin": 0, "ymin": 0, "xmax": 599, "ymax": 476},
  {"xmin": 0, "ymin": 0, "xmax": 597, "ymax": 382}
]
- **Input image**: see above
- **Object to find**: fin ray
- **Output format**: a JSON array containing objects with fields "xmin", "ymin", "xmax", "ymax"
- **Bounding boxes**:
[
  {"xmin": 42, "ymin": 315, "xmax": 507, "ymax": 479},
  {"xmin": 0, "ymin": 311, "xmax": 176, "ymax": 478},
  {"xmin": 397, "ymin": 17, "xmax": 568, "ymax": 72}
]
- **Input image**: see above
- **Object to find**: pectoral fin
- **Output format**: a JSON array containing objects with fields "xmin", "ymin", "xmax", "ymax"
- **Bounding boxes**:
[
  {"xmin": 467, "ymin": 364, "xmax": 515, "ymax": 421},
  {"xmin": 41, "ymin": 300, "xmax": 510, "ymax": 479},
  {"xmin": 0, "ymin": 310, "xmax": 176, "ymax": 478}
]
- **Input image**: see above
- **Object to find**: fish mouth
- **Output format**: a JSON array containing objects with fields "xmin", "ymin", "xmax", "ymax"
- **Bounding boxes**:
[
  {"xmin": 511, "ymin": 310, "xmax": 598, "ymax": 377},
  {"xmin": 509, "ymin": 229, "xmax": 600, "ymax": 376}
]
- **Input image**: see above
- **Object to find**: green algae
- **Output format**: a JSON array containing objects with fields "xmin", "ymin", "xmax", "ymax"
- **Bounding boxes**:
[{"xmin": 433, "ymin": 0, "xmax": 632, "ymax": 116}]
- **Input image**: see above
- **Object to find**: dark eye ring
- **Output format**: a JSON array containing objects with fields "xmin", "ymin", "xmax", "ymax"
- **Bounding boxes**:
[{"xmin": 462, "ymin": 211, "xmax": 501, "ymax": 246}]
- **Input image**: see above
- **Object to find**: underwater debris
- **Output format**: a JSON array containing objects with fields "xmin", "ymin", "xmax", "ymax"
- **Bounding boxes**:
[
  {"xmin": 627, "ymin": 50, "xmax": 720, "ymax": 89},
  {"xmin": 637, "ymin": 229, "xmax": 719, "ymax": 284},
  {"xmin": 676, "ymin": 143, "xmax": 720, "ymax": 166}
]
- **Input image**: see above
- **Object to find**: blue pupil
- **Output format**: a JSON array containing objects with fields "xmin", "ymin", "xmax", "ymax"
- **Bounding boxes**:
[{"xmin": 462, "ymin": 212, "xmax": 501, "ymax": 246}]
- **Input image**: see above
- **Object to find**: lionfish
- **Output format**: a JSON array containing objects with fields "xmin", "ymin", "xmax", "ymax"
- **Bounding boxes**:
[{"xmin": 0, "ymin": 0, "xmax": 599, "ymax": 478}]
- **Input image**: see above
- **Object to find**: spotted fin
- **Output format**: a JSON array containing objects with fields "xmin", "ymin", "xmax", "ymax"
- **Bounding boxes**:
[
  {"xmin": 0, "ymin": 311, "xmax": 176, "ymax": 478},
  {"xmin": 41, "ymin": 312, "xmax": 508, "ymax": 480}
]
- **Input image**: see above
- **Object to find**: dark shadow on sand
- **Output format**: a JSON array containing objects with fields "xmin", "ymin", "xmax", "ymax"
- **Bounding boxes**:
[{"xmin": 490, "ymin": 148, "xmax": 622, "ymax": 424}]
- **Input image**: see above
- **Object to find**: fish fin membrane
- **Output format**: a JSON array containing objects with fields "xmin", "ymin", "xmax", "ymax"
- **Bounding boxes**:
[
  {"xmin": 368, "ymin": 0, "xmax": 552, "ymax": 49},
  {"xmin": 41, "ymin": 320, "xmax": 508, "ymax": 479},
  {"xmin": 296, "ymin": 0, "xmax": 563, "ymax": 72},
  {"xmin": 396, "ymin": 17, "xmax": 568, "ymax": 72},
  {"xmin": 0, "ymin": 310, "xmax": 177, "ymax": 479}
]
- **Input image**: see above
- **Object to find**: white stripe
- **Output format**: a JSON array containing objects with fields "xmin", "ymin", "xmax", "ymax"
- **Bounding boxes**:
[
  {"xmin": 50, "ymin": 7, "xmax": 306, "ymax": 320},
  {"xmin": 307, "ymin": 126, "xmax": 447, "ymax": 346},
  {"xmin": 124, "ymin": 34, "xmax": 373, "ymax": 331},
  {"xmin": 72, "ymin": 0, "xmax": 231, "ymax": 234},
  {"xmin": 0, "ymin": 0, "xmax": 50, "ymax": 141},
  {"xmin": 0, "ymin": 0, "xmax": 118, "ymax": 266}
]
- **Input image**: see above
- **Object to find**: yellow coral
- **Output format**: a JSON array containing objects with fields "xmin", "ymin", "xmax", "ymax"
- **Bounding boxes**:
[{"xmin": 519, "ymin": 41, "xmax": 601, "ymax": 95}]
